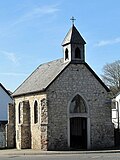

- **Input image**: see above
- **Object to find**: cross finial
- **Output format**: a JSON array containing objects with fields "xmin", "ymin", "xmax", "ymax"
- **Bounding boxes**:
[{"xmin": 70, "ymin": 16, "xmax": 76, "ymax": 25}]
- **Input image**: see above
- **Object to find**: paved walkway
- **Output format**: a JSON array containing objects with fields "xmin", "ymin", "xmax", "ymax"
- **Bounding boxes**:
[{"xmin": 0, "ymin": 149, "xmax": 120, "ymax": 155}]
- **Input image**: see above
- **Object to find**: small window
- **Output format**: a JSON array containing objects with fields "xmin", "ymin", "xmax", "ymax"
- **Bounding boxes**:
[
  {"xmin": 75, "ymin": 47, "xmax": 81, "ymax": 59},
  {"xmin": 34, "ymin": 100, "xmax": 38, "ymax": 124},
  {"xmin": 70, "ymin": 94, "xmax": 86, "ymax": 113},
  {"xmin": 18, "ymin": 102, "xmax": 22, "ymax": 124},
  {"xmin": 65, "ymin": 48, "xmax": 69, "ymax": 60}
]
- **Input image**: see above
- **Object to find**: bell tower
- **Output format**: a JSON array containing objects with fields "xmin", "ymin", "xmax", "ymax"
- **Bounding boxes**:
[{"xmin": 62, "ymin": 17, "xmax": 86, "ymax": 63}]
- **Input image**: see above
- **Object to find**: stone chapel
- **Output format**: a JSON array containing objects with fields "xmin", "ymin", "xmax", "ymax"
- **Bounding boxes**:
[{"xmin": 7, "ymin": 23, "xmax": 114, "ymax": 150}]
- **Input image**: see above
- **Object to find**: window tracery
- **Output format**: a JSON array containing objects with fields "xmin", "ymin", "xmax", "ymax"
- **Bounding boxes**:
[{"xmin": 70, "ymin": 94, "xmax": 86, "ymax": 113}]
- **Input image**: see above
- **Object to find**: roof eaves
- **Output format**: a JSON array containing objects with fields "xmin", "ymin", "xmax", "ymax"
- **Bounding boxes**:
[
  {"xmin": 12, "ymin": 88, "xmax": 46, "ymax": 98},
  {"xmin": 13, "ymin": 59, "xmax": 70, "ymax": 97}
]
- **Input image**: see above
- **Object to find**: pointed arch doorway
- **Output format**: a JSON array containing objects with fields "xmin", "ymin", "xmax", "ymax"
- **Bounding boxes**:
[
  {"xmin": 68, "ymin": 94, "xmax": 90, "ymax": 150},
  {"xmin": 70, "ymin": 117, "xmax": 87, "ymax": 149}
]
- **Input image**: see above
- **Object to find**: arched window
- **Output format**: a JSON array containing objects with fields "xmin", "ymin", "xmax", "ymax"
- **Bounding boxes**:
[
  {"xmin": 75, "ymin": 47, "xmax": 81, "ymax": 59},
  {"xmin": 65, "ymin": 48, "xmax": 69, "ymax": 60},
  {"xmin": 70, "ymin": 94, "xmax": 86, "ymax": 113},
  {"xmin": 18, "ymin": 102, "xmax": 21, "ymax": 124},
  {"xmin": 34, "ymin": 100, "xmax": 38, "ymax": 124}
]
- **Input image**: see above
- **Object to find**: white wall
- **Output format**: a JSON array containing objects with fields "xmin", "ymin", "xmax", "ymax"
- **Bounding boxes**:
[
  {"xmin": 0, "ymin": 86, "xmax": 13, "ymax": 120},
  {"xmin": 112, "ymin": 93, "xmax": 120, "ymax": 129}
]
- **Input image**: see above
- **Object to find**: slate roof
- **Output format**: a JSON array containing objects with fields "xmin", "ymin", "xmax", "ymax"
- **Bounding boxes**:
[
  {"xmin": 12, "ymin": 58, "xmax": 69, "ymax": 97},
  {"xmin": 12, "ymin": 58, "xmax": 110, "ymax": 97},
  {"xmin": 12, "ymin": 24, "xmax": 109, "ymax": 97},
  {"xmin": 62, "ymin": 24, "xmax": 86, "ymax": 46}
]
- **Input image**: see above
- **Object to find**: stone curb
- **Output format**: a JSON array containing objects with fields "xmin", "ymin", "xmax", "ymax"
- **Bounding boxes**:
[{"xmin": 0, "ymin": 149, "xmax": 120, "ymax": 156}]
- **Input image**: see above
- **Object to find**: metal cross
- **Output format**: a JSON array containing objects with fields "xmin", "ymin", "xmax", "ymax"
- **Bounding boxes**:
[{"xmin": 70, "ymin": 16, "xmax": 76, "ymax": 25}]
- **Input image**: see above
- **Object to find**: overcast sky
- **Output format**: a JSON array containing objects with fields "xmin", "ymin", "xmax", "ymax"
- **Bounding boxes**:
[{"xmin": 0, "ymin": 0, "xmax": 120, "ymax": 91}]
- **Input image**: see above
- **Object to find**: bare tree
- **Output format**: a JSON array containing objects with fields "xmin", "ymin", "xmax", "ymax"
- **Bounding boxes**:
[{"xmin": 101, "ymin": 60, "xmax": 120, "ymax": 95}]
